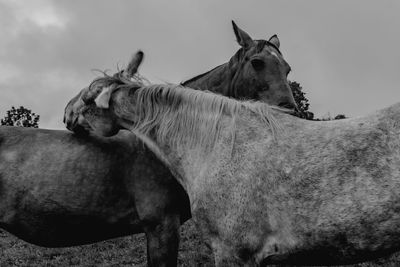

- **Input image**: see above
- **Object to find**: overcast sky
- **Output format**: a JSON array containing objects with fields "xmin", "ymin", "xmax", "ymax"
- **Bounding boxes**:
[{"xmin": 1, "ymin": 0, "xmax": 400, "ymax": 129}]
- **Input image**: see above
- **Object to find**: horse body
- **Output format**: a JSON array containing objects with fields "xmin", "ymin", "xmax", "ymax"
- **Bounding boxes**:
[
  {"xmin": 192, "ymin": 104, "xmax": 400, "ymax": 265},
  {"xmin": 67, "ymin": 81, "xmax": 400, "ymax": 265},
  {"xmin": 0, "ymin": 126, "xmax": 188, "ymax": 251}
]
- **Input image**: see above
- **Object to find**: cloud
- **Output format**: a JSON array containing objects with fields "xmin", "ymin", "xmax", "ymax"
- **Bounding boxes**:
[
  {"xmin": 1, "ymin": 0, "xmax": 68, "ymax": 29},
  {"xmin": 0, "ymin": 0, "xmax": 68, "ymax": 50}
]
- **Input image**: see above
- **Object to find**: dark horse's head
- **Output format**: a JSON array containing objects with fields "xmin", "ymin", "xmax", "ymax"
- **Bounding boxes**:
[
  {"xmin": 184, "ymin": 21, "xmax": 297, "ymax": 111},
  {"xmin": 230, "ymin": 21, "xmax": 296, "ymax": 110}
]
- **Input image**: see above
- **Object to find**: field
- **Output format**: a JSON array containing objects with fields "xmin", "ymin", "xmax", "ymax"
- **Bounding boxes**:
[{"xmin": 0, "ymin": 220, "xmax": 398, "ymax": 267}]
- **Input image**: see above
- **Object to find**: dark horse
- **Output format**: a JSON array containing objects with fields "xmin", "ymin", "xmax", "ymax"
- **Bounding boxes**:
[
  {"xmin": 0, "ymin": 126, "xmax": 189, "ymax": 246},
  {"xmin": 1, "ymin": 21, "xmax": 296, "ymax": 267}
]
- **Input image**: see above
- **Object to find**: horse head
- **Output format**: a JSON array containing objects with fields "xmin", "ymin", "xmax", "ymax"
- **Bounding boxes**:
[
  {"xmin": 229, "ymin": 21, "xmax": 296, "ymax": 110},
  {"xmin": 64, "ymin": 51, "xmax": 144, "ymax": 136}
]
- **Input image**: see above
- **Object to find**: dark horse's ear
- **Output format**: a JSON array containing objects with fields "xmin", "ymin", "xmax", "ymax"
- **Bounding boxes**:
[
  {"xmin": 232, "ymin": 21, "xmax": 253, "ymax": 49},
  {"xmin": 268, "ymin": 34, "xmax": 280, "ymax": 49},
  {"xmin": 123, "ymin": 50, "xmax": 144, "ymax": 79}
]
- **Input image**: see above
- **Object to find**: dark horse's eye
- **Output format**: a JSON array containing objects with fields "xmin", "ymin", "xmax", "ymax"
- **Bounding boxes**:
[{"xmin": 250, "ymin": 58, "xmax": 265, "ymax": 71}]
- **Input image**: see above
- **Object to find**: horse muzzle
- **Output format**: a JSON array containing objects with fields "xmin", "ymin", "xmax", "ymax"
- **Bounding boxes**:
[{"xmin": 65, "ymin": 115, "xmax": 92, "ymax": 135}]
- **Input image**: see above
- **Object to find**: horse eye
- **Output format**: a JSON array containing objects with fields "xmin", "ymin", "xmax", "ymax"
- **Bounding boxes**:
[{"xmin": 250, "ymin": 58, "xmax": 265, "ymax": 71}]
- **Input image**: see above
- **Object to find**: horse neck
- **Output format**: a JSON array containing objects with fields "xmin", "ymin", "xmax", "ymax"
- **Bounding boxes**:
[
  {"xmin": 122, "ymin": 103, "xmax": 273, "ymax": 204},
  {"xmin": 183, "ymin": 62, "xmax": 235, "ymax": 96}
]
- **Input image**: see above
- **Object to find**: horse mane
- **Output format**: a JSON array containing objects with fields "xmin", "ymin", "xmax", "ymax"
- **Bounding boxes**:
[
  {"xmin": 181, "ymin": 63, "xmax": 225, "ymax": 86},
  {"xmin": 128, "ymin": 84, "xmax": 281, "ymax": 152}
]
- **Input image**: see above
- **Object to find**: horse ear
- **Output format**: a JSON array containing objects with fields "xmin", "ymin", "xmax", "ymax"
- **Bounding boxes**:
[
  {"xmin": 232, "ymin": 20, "xmax": 253, "ymax": 49},
  {"xmin": 123, "ymin": 50, "xmax": 144, "ymax": 79},
  {"xmin": 268, "ymin": 34, "xmax": 280, "ymax": 49},
  {"xmin": 94, "ymin": 85, "xmax": 116, "ymax": 109}
]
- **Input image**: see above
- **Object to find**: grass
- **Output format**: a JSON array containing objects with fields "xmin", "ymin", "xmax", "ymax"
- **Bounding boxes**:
[
  {"xmin": 0, "ymin": 221, "xmax": 399, "ymax": 266},
  {"xmin": 0, "ymin": 220, "xmax": 213, "ymax": 267}
]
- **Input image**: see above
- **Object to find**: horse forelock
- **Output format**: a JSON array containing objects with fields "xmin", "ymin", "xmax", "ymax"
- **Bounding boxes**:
[
  {"xmin": 89, "ymin": 72, "xmax": 142, "ymax": 90},
  {"xmin": 84, "ymin": 72, "xmax": 147, "ymax": 104},
  {"xmin": 234, "ymin": 40, "xmax": 281, "ymax": 61},
  {"xmin": 127, "ymin": 84, "xmax": 280, "ymax": 153},
  {"xmin": 257, "ymin": 39, "xmax": 281, "ymax": 55}
]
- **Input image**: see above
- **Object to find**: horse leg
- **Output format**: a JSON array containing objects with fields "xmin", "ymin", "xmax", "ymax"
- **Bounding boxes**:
[{"xmin": 144, "ymin": 214, "xmax": 180, "ymax": 267}]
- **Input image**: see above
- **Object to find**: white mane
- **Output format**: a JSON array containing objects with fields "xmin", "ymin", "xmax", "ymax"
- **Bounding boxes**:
[{"xmin": 129, "ymin": 84, "xmax": 280, "ymax": 152}]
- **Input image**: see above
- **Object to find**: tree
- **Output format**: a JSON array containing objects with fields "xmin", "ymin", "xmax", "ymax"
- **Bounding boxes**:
[
  {"xmin": 289, "ymin": 81, "xmax": 314, "ymax": 120},
  {"xmin": 289, "ymin": 81, "xmax": 346, "ymax": 121},
  {"xmin": 1, "ymin": 106, "xmax": 40, "ymax": 128},
  {"xmin": 334, "ymin": 114, "xmax": 347, "ymax": 120}
]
